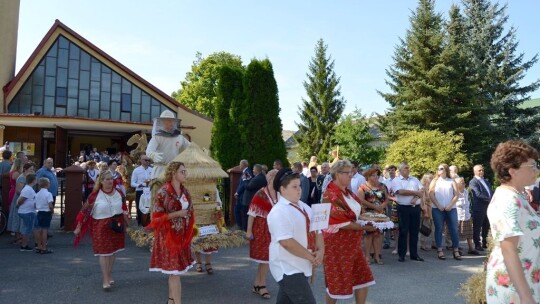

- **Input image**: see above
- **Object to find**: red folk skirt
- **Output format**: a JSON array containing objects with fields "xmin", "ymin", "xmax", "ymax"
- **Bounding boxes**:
[
  {"xmin": 249, "ymin": 216, "xmax": 271, "ymax": 263},
  {"xmin": 91, "ymin": 217, "xmax": 125, "ymax": 256},
  {"xmin": 150, "ymin": 229, "xmax": 194, "ymax": 275},
  {"xmin": 324, "ymin": 228, "xmax": 375, "ymax": 299}
]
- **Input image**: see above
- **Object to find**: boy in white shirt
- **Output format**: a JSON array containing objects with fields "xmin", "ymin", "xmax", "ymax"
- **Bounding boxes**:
[
  {"xmin": 35, "ymin": 177, "xmax": 54, "ymax": 254},
  {"xmin": 17, "ymin": 173, "xmax": 37, "ymax": 252}
]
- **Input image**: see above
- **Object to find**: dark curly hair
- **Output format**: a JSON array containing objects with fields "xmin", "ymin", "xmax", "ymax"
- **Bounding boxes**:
[{"xmin": 490, "ymin": 140, "xmax": 539, "ymax": 183}]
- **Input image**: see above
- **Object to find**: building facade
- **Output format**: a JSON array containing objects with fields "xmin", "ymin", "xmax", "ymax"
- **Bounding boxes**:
[{"xmin": 1, "ymin": 17, "xmax": 212, "ymax": 168}]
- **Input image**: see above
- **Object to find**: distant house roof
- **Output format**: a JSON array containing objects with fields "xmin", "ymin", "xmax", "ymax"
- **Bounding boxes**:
[
  {"xmin": 282, "ymin": 130, "xmax": 299, "ymax": 148},
  {"xmin": 3, "ymin": 19, "xmax": 211, "ymax": 123},
  {"xmin": 519, "ymin": 97, "xmax": 540, "ymax": 109}
]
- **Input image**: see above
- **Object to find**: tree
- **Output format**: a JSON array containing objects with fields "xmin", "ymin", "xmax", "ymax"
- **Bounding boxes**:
[
  {"xmin": 295, "ymin": 39, "xmax": 345, "ymax": 162},
  {"xmin": 461, "ymin": 0, "xmax": 540, "ymax": 149},
  {"xmin": 384, "ymin": 130, "xmax": 469, "ymax": 178},
  {"xmin": 438, "ymin": 4, "xmax": 492, "ymax": 163},
  {"xmin": 333, "ymin": 109, "xmax": 384, "ymax": 165},
  {"xmin": 173, "ymin": 52, "xmax": 244, "ymax": 118},
  {"xmin": 241, "ymin": 58, "xmax": 288, "ymax": 167},
  {"xmin": 378, "ymin": 0, "xmax": 447, "ymax": 138},
  {"xmin": 210, "ymin": 66, "xmax": 245, "ymax": 169}
]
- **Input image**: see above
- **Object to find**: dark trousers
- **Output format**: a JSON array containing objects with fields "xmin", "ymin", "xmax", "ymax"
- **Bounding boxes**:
[
  {"xmin": 135, "ymin": 190, "xmax": 143, "ymax": 226},
  {"xmin": 234, "ymin": 200, "xmax": 248, "ymax": 231},
  {"xmin": 472, "ymin": 205, "xmax": 490, "ymax": 247},
  {"xmin": 397, "ymin": 204, "xmax": 421, "ymax": 258},
  {"xmin": 276, "ymin": 273, "xmax": 316, "ymax": 304}
]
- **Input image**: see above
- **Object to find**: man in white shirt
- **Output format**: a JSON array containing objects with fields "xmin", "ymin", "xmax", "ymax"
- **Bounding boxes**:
[
  {"xmin": 350, "ymin": 161, "xmax": 366, "ymax": 194},
  {"xmin": 392, "ymin": 162, "xmax": 424, "ymax": 262},
  {"xmin": 383, "ymin": 164, "xmax": 397, "ymax": 249},
  {"xmin": 131, "ymin": 155, "xmax": 153, "ymax": 226}
]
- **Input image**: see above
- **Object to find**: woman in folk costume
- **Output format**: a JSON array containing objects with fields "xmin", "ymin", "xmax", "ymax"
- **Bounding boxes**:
[
  {"xmin": 245, "ymin": 169, "xmax": 278, "ymax": 299},
  {"xmin": 84, "ymin": 161, "xmax": 98, "ymax": 200},
  {"xmin": 146, "ymin": 110, "xmax": 190, "ymax": 180},
  {"xmin": 74, "ymin": 170, "xmax": 129, "ymax": 290},
  {"xmin": 108, "ymin": 159, "xmax": 126, "ymax": 197},
  {"xmin": 146, "ymin": 161, "xmax": 195, "ymax": 304},
  {"xmin": 322, "ymin": 160, "xmax": 376, "ymax": 304}
]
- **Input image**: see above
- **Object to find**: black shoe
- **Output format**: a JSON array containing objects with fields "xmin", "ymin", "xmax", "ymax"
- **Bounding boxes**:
[
  {"xmin": 468, "ymin": 250, "xmax": 480, "ymax": 255},
  {"xmin": 19, "ymin": 246, "xmax": 33, "ymax": 252},
  {"xmin": 383, "ymin": 244, "xmax": 390, "ymax": 249},
  {"xmin": 398, "ymin": 257, "xmax": 405, "ymax": 262},
  {"xmin": 431, "ymin": 245, "xmax": 438, "ymax": 250},
  {"xmin": 482, "ymin": 243, "xmax": 488, "ymax": 249},
  {"xmin": 410, "ymin": 256, "xmax": 424, "ymax": 262},
  {"xmin": 475, "ymin": 245, "xmax": 484, "ymax": 251}
]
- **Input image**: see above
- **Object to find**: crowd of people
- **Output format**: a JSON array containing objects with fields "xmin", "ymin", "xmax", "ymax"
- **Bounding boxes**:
[
  {"xmin": 0, "ymin": 150, "xmax": 60, "ymax": 254},
  {"xmin": 233, "ymin": 141, "xmax": 540, "ymax": 304},
  {"xmin": 3, "ymin": 134, "xmax": 539, "ymax": 303}
]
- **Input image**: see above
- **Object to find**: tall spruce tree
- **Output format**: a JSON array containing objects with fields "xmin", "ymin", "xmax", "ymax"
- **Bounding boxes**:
[
  {"xmin": 210, "ymin": 66, "xmax": 245, "ymax": 169},
  {"xmin": 461, "ymin": 0, "xmax": 540, "ymax": 148},
  {"xmin": 439, "ymin": 5, "xmax": 492, "ymax": 163},
  {"xmin": 378, "ymin": 0, "xmax": 448, "ymax": 138},
  {"xmin": 242, "ymin": 58, "xmax": 288, "ymax": 167},
  {"xmin": 295, "ymin": 39, "xmax": 345, "ymax": 162}
]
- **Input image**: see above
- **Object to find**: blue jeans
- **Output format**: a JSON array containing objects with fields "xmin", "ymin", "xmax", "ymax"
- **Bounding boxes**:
[{"xmin": 432, "ymin": 208, "xmax": 460, "ymax": 249}]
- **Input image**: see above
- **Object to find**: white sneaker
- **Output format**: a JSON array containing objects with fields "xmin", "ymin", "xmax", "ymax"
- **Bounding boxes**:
[{"xmin": 391, "ymin": 249, "xmax": 397, "ymax": 255}]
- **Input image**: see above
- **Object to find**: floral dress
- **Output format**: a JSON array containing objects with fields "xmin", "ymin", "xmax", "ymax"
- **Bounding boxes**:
[
  {"xmin": 485, "ymin": 187, "xmax": 540, "ymax": 303},
  {"xmin": 360, "ymin": 183, "xmax": 386, "ymax": 235},
  {"xmin": 322, "ymin": 182, "xmax": 375, "ymax": 299},
  {"xmin": 247, "ymin": 187, "xmax": 276, "ymax": 263},
  {"xmin": 148, "ymin": 182, "xmax": 195, "ymax": 275}
]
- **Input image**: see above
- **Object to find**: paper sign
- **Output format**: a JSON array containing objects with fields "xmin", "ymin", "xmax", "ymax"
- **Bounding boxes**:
[
  {"xmin": 199, "ymin": 225, "xmax": 219, "ymax": 236},
  {"xmin": 310, "ymin": 203, "xmax": 331, "ymax": 231}
]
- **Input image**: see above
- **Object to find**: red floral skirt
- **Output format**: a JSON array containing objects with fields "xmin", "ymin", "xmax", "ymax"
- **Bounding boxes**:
[
  {"xmin": 150, "ymin": 229, "xmax": 194, "ymax": 274},
  {"xmin": 250, "ymin": 217, "xmax": 270, "ymax": 263},
  {"xmin": 91, "ymin": 217, "xmax": 125, "ymax": 256},
  {"xmin": 324, "ymin": 229, "xmax": 375, "ymax": 298}
]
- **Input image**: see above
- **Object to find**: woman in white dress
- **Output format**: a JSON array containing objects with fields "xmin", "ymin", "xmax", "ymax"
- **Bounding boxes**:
[{"xmin": 485, "ymin": 140, "xmax": 540, "ymax": 304}]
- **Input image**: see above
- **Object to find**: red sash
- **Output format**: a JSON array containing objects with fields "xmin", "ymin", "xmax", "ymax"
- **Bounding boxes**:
[{"xmin": 290, "ymin": 203, "xmax": 316, "ymax": 251}]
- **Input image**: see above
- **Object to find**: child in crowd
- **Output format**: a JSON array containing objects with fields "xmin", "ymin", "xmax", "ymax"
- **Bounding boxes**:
[
  {"xmin": 35, "ymin": 177, "xmax": 54, "ymax": 254},
  {"xmin": 455, "ymin": 177, "xmax": 479, "ymax": 255},
  {"xmin": 16, "ymin": 173, "xmax": 37, "ymax": 252}
]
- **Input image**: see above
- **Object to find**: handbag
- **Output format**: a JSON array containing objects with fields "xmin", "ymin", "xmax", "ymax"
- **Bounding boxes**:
[
  {"xmin": 419, "ymin": 218, "xmax": 432, "ymax": 237},
  {"xmin": 110, "ymin": 214, "xmax": 124, "ymax": 233}
]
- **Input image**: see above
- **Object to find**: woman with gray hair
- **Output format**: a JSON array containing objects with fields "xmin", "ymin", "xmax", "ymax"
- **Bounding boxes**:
[{"xmin": 323, "ymin": 160, "xmax": 376, "ymax": 303}]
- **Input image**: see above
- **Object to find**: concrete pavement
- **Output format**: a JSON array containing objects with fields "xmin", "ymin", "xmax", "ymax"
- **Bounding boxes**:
[{"xmin": 0, "ymin": 213, "xmax": 484, "ymax": 304}]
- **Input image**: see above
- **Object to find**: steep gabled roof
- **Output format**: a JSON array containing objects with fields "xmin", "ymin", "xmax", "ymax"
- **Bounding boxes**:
[{"xmin": 3, "ymin": 19, "xmax": 211, "ymax": 122}]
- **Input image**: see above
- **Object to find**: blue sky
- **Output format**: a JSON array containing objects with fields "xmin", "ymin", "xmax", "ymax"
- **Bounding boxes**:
[{"xmin": 16, "ymin": 0, "xmax": 540, "ymax": 130}]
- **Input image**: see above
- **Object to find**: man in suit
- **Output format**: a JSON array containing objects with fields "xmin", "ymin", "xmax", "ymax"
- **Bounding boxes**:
[
  {"xmin": 292, "ymin": 162, "xmax": 310, "ymax": 203},
  {"xmin": 314, "ymin": 162, "xmax": 330, "ymax": 204},
  {"xmin": 234, "ymin": 160, "xmax": 253, "ymax": 231},
  {"xmin": 469, "ymin": 164, "xmax": 493, "ymax": 251},
  {"xmin": 243, "ymin": 164, "xmax": 267, "ymax": 209}
]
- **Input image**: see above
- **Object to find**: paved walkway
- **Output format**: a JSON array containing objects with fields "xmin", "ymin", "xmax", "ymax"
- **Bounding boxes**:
[{"xmin": 0, "ymin": 212, "xmax": 484, "ymax": 304}]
